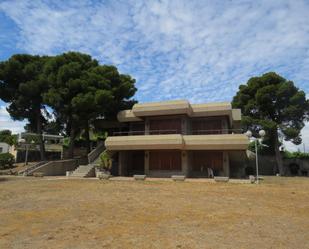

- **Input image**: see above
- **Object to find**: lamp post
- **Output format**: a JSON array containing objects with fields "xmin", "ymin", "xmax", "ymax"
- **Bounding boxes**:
[
  {"xmin": 245, "ymin": 129, "xmax": 266, "ymax": 184},
  {"xmin": 18, "ymin": 138, "xmax": 35, "ymax": 165}
]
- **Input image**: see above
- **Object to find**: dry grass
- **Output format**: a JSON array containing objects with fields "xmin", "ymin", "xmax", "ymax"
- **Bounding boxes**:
[{"xmin": 0, "ymin": 176, "xmax": 309, "ymax": 249}]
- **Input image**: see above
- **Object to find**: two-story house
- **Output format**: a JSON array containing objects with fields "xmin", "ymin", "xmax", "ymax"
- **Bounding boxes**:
[{"xmin": 105, "ymin": 100, "xmax": 249, "ymax": 178}]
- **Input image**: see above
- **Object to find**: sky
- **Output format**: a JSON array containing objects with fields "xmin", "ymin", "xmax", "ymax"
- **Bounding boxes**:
[{"xmin": 0, "ymin": 0, "xmax": 308, "ymax": 151}]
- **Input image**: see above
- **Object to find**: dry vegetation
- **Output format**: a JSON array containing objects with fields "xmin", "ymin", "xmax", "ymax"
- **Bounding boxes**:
[{"xmin": 0, "ymin": 176, "xmax": 309, "ymax": 249}]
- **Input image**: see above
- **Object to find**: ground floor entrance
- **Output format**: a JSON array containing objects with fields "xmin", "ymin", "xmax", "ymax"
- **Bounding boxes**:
[{"xmin": 114, "ymin": 149, "xmax": 247, "ymax": 178}]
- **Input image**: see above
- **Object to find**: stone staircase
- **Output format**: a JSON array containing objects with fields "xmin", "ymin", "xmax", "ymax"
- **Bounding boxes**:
[
  {"xmin": 70, "ymin": 164, "xmax": 95, "ymax": 177},
  {"xmin": 70, "ymin": 141, "xmax": 105, "ymax": 178}
]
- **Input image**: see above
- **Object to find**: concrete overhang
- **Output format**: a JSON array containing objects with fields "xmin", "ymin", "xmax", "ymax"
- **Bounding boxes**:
[
  {"xmin": 117, "ymin": 100, "xmax": 241, "ymax": 123},
  {"xmin": 183, "ymin": 134, "xmax": 249, "ymax": 150},
  {"xmin": 132, "ymin": 100, "xmax": 192, "ymax": 117},
  {"xmin": 190, "ymin": 102, "xmax": 231, "ymax": 117},
  {"xmin": 117, "ymin": 110, "xmax": 142, "ymax": 122},
  {"xmin": 105, "ymin": 134, "xmax": 249, "ymax": 151},
  {"xmin": 105, "ymin": 134, "xmax": 184, "ymax": 150}
]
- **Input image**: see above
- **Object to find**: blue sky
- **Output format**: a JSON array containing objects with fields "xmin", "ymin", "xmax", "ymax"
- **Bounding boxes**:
[{"xmin": 0, "ymin": 0, "xmax": 309, "ymax": 151}]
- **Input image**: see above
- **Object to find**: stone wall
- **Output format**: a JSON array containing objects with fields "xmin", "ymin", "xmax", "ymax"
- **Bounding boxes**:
[{"xmin": 30, "ymin": 159, "xmax": 79, "ymax": 176}]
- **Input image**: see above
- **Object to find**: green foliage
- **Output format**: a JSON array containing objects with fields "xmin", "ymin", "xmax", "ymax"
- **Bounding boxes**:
[
  {"xmin": 0, "ymin": 54, "xmax": 51, "ymax": 159},
  {"xmin": 43, "ymin": 52, "xmax": 137, "ymax": 155},
  {"xmin": 0, "ymin": 153, "xmax": 14, "ymax": 169},
  {"xmin": 247, "ymin": 140, "xmax": 272, "ymax": 155},
  {"xmin": 0, "ymin": 130, "xmax": 17, "ymax": 146},
  {"xmin": 232, "ymin": 72, "xmax": 308, "ymax": 146},
  {"xmin": 1, "ymin": 51, "xmax": 138, "ymax": 158},
  {"xmin": 283, "ymin": 151, "xmax": 309, "ymax": 159},
  {"xmin": 99, "ymin": 151, "xmax": 112, "ymax": 171},
  {"xmin": 0, "ymin": 54, "xmax": 49, "ymax": 127},
  {"xmin": 62, "ymin": 137, "xmax": 70, "ymax": 148}
]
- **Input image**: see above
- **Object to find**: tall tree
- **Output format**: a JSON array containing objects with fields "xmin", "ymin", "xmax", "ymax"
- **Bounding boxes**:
[
  {"xmin": 44, "ymin": 52, "xmax": 137, "ymax": 155},
  {"xmin": 81, "ymin": 65, "xmax": 137, "ymax": 152},
  {"xmin": 0, "ymin": 54, "xmax": 49, "ymax": 160},
  {"xmin": 43, "ymin": 52, "xmax": 98, "ymax": 157},
  {"xmin": 232, "ymin": 72, "xmax": 308, "ymax": 175}
]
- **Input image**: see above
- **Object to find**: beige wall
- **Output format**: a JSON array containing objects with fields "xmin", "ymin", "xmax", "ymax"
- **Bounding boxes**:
[
  {"xmin": 106, "ymin": 134, "xmax": 249, "ymax": 151},
  {"xmin": 31, "ymin": 159, "xmax": 78, "ymax": 176}
]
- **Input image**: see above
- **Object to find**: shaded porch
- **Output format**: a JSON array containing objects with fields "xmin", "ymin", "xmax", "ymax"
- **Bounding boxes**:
[{"xmin": 115, "ymin": 149, "xmax": 248, "ymax": 178}]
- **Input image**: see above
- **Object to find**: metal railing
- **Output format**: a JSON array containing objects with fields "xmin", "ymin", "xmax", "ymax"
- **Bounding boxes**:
[
  {"xmin": 18, "ymin": 161, "xmax": 47, "ymax": 176},
  {"xmin": 191, "ymin": 129, "xmax": 243, "ymax": 135},
  {"xmin": 112, "ymin": 129, "xmax": 243, "ymax": 136},
  {"xmin": 88, "ymin": 141, "xmax": 105, "ymax": 164}
]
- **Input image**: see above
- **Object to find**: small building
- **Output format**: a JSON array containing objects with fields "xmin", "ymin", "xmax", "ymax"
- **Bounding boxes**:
[
  {"xmin": 0, "ymin": 142, "xmax": 10, "ymax": 154},
  {"xmin": 16, "ymin": 133, "xmax": 64, "ymax": 162},
  {"xmin": 105, "ymin": 100, "xmax": 249, "ymax": 178}
]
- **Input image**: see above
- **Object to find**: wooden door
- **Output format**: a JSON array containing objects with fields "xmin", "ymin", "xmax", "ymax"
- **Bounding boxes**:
[
  {"xmin": 149, "ymin": 151, "xmax": 181, "ymax": 170},
  {"xmin": 192, "ymin": 151, "xmax": 223, "ymax": 171}
]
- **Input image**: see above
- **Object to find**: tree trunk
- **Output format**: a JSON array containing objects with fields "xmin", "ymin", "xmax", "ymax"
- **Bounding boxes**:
[
  {"xmin": 36, "ymin": 109, "xmax": 45, "ymax": 161},
  {"xmin": 274, "ymin": 129, "xmax": 284, "ymax": 175},
  {"xmin": 68, "ymin": 124, "xmax": 75, "ymax": 159},
  {"xmin": 85, "ymin": 122, "xmax": 91, "ymax": 154}
]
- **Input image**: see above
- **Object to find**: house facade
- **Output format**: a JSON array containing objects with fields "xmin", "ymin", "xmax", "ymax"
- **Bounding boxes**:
[
  {"xmin": 0, "ymin": 142, "xmax": 10, "ymax": 154},
  {"xmin": 105, "ymin": 100, "xmax": 249, "ymax": 178}
]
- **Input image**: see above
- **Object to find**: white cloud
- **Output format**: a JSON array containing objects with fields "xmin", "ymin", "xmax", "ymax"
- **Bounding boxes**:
[
  {"xmin": 0, "ymin": 105, "xmax": 26, "ymax": 134},
  {"xmin": 0, "ymin": 0, "xmax": 309, "ymax": 150},
  {"xmin": 0, "ymin": 0, "xmax": 308, "ymax": 103},
  {"xmin": 284, "ymin": 123, "xmax": 309, "ymax": 152}
]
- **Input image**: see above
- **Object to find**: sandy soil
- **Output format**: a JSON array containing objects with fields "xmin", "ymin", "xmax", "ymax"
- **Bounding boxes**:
[{"xmin": 0, "ymin": 176, "xmax": 308, "ymax": 249}]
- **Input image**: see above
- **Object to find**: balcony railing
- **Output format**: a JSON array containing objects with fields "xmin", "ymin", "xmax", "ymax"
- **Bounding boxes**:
[{"xmin": 112, "ymin": 129, "xmax": 243, "ymax": 136}]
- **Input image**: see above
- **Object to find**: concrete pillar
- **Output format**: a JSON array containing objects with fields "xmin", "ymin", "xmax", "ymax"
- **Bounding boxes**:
[
  {"xmin": 118, "ymin": 151, "xmax": 128, "ymax": 176},
  {"xmin": 181, "ymin": 150, "xmax": 189, "ymax": 176},
  {"xmin": 222, "ymin": 118, "xmax": 228, "ymax": 134},
  {"xmin": 145, "ymin": 118, "xmax": 150, "ymax": 135},
  {"xmin": 181, "ymin": 117, "xmax": 188, "ymax": 135},
  {"xmin": 223, "ymin": 151, "xmax": 230, "ymax": 177},
  {"xmin": 144, "ymin": 150, "xmax": 149, "ymax": 175}
]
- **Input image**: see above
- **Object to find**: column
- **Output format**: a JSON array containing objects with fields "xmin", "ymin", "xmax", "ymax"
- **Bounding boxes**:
[
  {"xmin": 145, "ymin": 118, "xmax": 150, "ymax": 135},
  {"xmin": 181, "ymin": 150, "xmax": 189, "ymax": 176},
  {"xmin": 144, "ymin": 150, "xmax": 149, "ymax": 175},
  {"xmin": 223, "ymin": 151, "xmax": 230, "ymax": 177},
  {"xmin": 181, "ymin": 117, "xmax": 188, "ymax": 134},
  {"xmin": 222, "ymin": 118, "xmax": 228, "ymax": 134},
  {"xmin": 118, "ymin": 151, "xmax": 128, "ymax": 176}
]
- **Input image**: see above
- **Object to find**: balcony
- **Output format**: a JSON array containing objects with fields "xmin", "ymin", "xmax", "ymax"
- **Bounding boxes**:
[
  {"xmin": 112, "ymin": 129, "xmax": 242, "ymax": 136},
  {"xmin": 105, "ymin": 129, "xmax": 248, "ymax": 151},
  {"xmin": 105, "ymin": 134, "xmax": 184, "ymax": 151}
]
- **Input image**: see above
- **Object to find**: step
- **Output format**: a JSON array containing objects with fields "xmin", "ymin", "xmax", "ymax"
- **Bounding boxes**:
[{"xmin": 70, "ymin": 164, "xmax": 95, "ymax": 177}]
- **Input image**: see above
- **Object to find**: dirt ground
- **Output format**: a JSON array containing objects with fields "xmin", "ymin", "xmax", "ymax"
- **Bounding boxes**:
[{"xmin": 0, "ymin": 176, "xmax": 308, "ymax": 249}]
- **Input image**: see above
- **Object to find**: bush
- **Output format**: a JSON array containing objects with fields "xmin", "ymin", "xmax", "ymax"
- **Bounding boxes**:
[
  {"xmin": 283, "ymin": 151, "xmax": 309, "ymax": 159},
  {"xmin": 0, "ymin": 153, "xmax": 15, "ymax": 170},
  {"xmin": 99, "ymin": 150, "xmax": 112, "ymax": 172}
]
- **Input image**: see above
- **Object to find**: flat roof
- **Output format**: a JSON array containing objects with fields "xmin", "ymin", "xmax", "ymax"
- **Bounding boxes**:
[{"xmin": 117, "ymin": 100, "xmax": 240, "ymax": 122}]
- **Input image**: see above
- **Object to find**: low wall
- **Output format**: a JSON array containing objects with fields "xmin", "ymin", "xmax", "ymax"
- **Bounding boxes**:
[
  {"xmin": 247, "ymin": 155, "xmax": 309, "ymax": 176},
  {"xmin": 30, "ymin": 159, "xmax": 79, "ymax": 176}
]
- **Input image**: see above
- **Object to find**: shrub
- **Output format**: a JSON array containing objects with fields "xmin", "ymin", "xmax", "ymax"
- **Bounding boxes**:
[
  {"xmin": 99, "ymin": 151, "xmax": 112, "ymax": 172},
  {"xmin": 0, "ymin": 153, "xmax": 15, "ymax": 170},
  {"xmin": 283, "ymin": 151, "xmax": 309, "ymax": 159}
]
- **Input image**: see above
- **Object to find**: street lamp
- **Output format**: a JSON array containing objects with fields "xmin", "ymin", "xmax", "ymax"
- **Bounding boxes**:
[
  {"xmin": 245, "ymin": 129, "xmax": 266, "ymax": 184},
  {"xmin": 18, "ymin": 138, "xmax": 35, "ymax": 165}
]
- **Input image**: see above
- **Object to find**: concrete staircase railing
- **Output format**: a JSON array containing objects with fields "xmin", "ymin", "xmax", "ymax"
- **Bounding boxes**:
[
  {"xmin": 88, "ymin": 141, "xmax": 105, "ymax": 164},
  {"xmin": 18, "ymin": 161, "xmax": 48, "ymax": 176}
]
